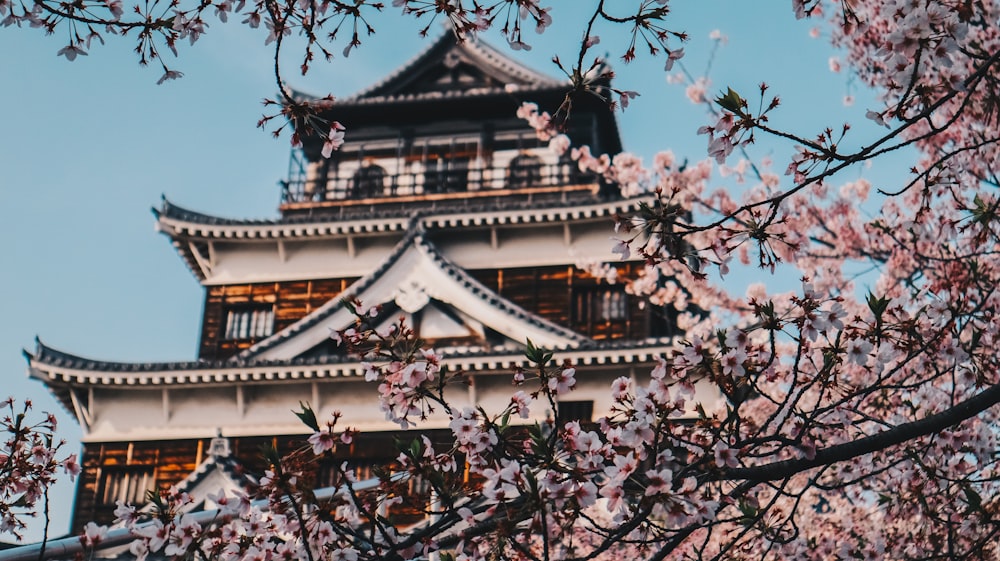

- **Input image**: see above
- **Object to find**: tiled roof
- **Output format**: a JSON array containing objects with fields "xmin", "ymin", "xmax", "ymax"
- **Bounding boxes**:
[
  {"xmin": 155, "ymin": 194, "xmax": 647, "ymax": 238},
  {"xmin": 27, "ymin": 337, "xmax": 677, "ymax": 386},
  {"xmin": 343, "ymin": 33, "xmax": 566, "ymax": 103},
  {"xmin": 173, "ymin": 451, "xmax": 257, "ymax": 499},
  {"xmin": 154, "ymin": 193, "xmax": 651, "ymax": 282}
]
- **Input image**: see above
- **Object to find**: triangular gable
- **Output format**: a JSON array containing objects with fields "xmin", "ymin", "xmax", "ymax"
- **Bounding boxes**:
[
  {"xmin": 369, "ymin": 298, "xmax": 484, "ymax": 342},
  {"xmin": 241, "ymin": 229, "xmax": 588, "ymax": 362},
  {"xmin": 169, "ymin": 438, "xmax": 257, "ymax": 513},
  {"xmin": 347, "ymin": 33, "xmax": 565, "ymax": 101}
]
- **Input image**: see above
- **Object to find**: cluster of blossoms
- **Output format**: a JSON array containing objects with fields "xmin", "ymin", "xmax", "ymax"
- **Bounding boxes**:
[
  {"xmin": 0, "ymin": 398, "xmax": 79, "ymax": 539},
  {"xmin": 113, "ymin": 484, "xmax": 368, "ymax": 561},
  {"xmin": 85, "ymin": 266, "xmax": 999, "ymax": 560},
  {"xmin": 330, "ymin": 300, "xmax": 445, "ymax": 428},
  {"xmin": 295, "ymin": 271, "xmax": 997, "ymax": 560}
]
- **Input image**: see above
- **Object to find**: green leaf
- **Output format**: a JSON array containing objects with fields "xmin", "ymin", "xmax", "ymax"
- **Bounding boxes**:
[
  {"xmin": 524, "ymin": 338, "xmax": 552, "ymax": 365},
  {"xmin": 866, "ymin": 291, "xmax": 889, "ymax": 317},
  {"xmin": 293, "ymin": 401, "xmax": 320, "ymax": 432},
  {"xmin": 715, "ymin": 87, "xmax": 745, "ymax": 114},
  {"xmin": 525, "ymin": 338, "xmax": 537, "ymax": 362}
]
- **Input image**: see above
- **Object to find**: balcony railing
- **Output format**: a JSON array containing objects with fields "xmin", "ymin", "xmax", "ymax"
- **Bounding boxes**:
[{"xmin": 280, "ymin": 160, "xmax": 598, "ymax": 206}]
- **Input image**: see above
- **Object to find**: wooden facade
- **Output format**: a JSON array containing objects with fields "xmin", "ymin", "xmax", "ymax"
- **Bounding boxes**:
[
  {"xmin": 199, "ymin": 278, "xmax": 356, "ymax": 360},
  {"xmin": 199, "ymin": 264, "xmax": 677, "ymax": 360},
  {"xmin": 74, "ymin": 431, "xmax": 453, "ymax": 531},
  {"xmin": 468, "ymin": 263, "xmax": 677, "ymax": 341}
]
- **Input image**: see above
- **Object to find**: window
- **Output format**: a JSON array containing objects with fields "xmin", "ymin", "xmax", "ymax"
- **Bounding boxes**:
[
  {"xmin": 506, "ymin": 153, "xmax": 543, "ymax": 189},
  {"xmin": 424, "ymin": 156, "xmax": 469, "ymax": 193},
  {"xmin": 223, "ymin": 306, "xmax": 274, "ymax": 340},
  {"xmin": 574, "ymin": 288, "xmax": 628, "ymax": 324},
  {"xmin": 98, "ymin": 466, "xmax": 154, "ymax": 506},
  {"xmin": 558, "ymin": 401, "xmax": 594, "ymax": 423},
  {"xmin": 350, "ymin": 164, "xmax": 387, "ymax": 199}
]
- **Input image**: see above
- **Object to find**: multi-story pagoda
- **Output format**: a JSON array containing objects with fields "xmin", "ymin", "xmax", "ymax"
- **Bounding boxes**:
[{"xmin": 26, "ymin": 33, "xmax": 706, "ymax": 534}]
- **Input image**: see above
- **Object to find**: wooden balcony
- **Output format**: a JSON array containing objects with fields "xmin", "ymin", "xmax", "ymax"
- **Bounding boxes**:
[{"xmin": 279, "ymin": 159, "xmax": 605, "ymax": 214}]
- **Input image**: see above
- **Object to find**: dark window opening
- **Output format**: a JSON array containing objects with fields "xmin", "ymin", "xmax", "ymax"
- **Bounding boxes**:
[
  {"xmin": 649, "ymin": 304, "xmax": 679, "ymax": 338},
  {"xmin": 558, "ymin": 401, "xmax": 594, "ymax": 423},
  {"xmin": 507, "ymin": 153, "xmax": 543, "ymax": 189},
  {"xmin": 351, "ymin": 164, "xmax": 387, "ymax": 199},
  {"xmin": 424, "ymin": 156, "xmax": 469, "ymax": 193}
]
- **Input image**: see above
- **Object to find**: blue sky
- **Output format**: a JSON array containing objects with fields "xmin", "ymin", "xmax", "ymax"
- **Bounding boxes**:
[{"xmin": 0, "ymin": 1, "xmax": 908, "ymax": 541}]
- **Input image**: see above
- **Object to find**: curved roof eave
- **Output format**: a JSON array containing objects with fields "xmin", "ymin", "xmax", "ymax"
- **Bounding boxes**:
[
  {"xmin": 155, "ymin": 194, "xmax": 654, "ymax": 240},
  {"xmin": 26, "ymin": 337, "xmax": 678, "ymax": 388}
]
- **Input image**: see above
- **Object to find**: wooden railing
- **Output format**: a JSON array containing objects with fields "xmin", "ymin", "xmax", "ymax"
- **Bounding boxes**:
[{"xmin": 281, "ymin": 160, "xmax": 597, "ymax": 205}]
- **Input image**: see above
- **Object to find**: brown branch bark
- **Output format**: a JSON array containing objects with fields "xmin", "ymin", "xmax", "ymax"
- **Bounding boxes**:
[{"xmin": 714, "ymin": 381, "xmax": 1000, "ymax": 483}]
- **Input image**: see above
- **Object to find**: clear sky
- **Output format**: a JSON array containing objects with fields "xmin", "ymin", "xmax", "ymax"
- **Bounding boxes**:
[{"xmin": 0, "ymin": 1, "xmax": 908, "ymax": 541}]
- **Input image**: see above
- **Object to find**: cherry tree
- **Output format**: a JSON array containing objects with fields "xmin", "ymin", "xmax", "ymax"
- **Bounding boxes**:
[
  {"xmin": 5, "ymin": 0, "xmax": 1000, "ymax": 560},
  {"xmin": 0, "ymin": 399, "xmax": 79, "ymax": 542}
]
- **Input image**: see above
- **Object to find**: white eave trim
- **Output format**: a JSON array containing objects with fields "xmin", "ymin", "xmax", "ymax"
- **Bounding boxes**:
[
  {"xmin": 27, "ymin": 342, "xmax": 677, "ymax": 389},
  {"xmin": 155, "ymin": 196, "xmax": 654, "ymax": 242},
  {"xmin": 157, "ymin": 216, "xmax": 410, "ymax": 240}
]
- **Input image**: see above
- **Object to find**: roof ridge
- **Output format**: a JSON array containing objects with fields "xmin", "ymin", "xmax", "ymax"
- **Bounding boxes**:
[
  {"xmin": 156, "ymin": 196, "xmax": 278, "ymax": 226},
  {"xmin": 343, "ymin": 32, "xmax": 566, "ymax": 102}
]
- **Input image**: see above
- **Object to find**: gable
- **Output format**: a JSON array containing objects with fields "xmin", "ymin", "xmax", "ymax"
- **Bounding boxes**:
[
  {"xmin": 240, "ymin": 231, "xmax": 589, "ymax": 362},
  {"xmin": 170, "ymin": 439, "xmax": 256, "ymax": 512},
  {"xmin": 349, "ymin": 33, "xmax": 565, "ymax": 101}
]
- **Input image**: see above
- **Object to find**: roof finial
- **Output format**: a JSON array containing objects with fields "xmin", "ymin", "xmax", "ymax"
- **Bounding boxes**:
[{"xmin": 209, "ymin": 429, "xmax": 231, "ymax": 457}]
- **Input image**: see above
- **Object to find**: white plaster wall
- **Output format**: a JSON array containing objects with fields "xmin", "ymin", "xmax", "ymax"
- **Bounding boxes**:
[
  {"xmin": 433, "ymin": 221, "xmax": 620, "ymax": 269},
  {"xmin": 205, "ymin": 236, "xmax": 403, "ymax": 285},
  {"xmin": 83, "ymin": 364, "xmax": 723, "ymax": 442}
]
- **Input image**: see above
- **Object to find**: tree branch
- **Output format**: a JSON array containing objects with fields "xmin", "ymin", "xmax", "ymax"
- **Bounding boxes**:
[{"xmin": 715, "ymin": 381, "xmax": 1000, "ymax": 483}]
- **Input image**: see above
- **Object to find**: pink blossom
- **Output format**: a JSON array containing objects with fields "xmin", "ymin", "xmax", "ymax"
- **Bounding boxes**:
[
  {"xmin": 548, "ymin": 367, "xmax": 576, "ymax": 396},
  {"xmin": 81, "ymin": 522, "xmax": 107, "ymax": 547},
  {"xmin": 308, "ymin": 430, "xmax": 335, "ymax": 455},
  {"xmin": 611, "ymin": 238, "xmax": 631, "ymax": 260},
  {"xmin": 56, "ymin": 44, "xmax": 87, "ymax": 61},
  {"xmin": 321, "ymin": 122, "xmax": 346, "ymax": 157},
  {"xmin": 714, "ymin": 443, "xmax": 739, "ymax": 468}
]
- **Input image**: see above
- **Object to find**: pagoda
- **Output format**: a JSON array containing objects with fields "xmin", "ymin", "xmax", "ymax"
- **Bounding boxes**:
[{"xmin": 26, "ymin": 33, "xmax": 707, "ymax": 534}]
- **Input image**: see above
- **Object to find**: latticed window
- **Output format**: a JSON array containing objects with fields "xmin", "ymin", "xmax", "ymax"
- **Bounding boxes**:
[
  {"xmin": 506, "ymin": 153, "xmax": 543, "ymax": 189},
  {"xmin": 223, "ymin": 306, "xmax": 274, "ymax": 340},
  {"xmin": 98, "ymin": 466, "xmax": 154, "ymax": 506},
  {"xmin": 574, "ymin": 288, "xmax": 628, "ymax": 324},
  {"xmin": 351, "ymin": 164, "xmax": 387, "ymax": 198}
]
